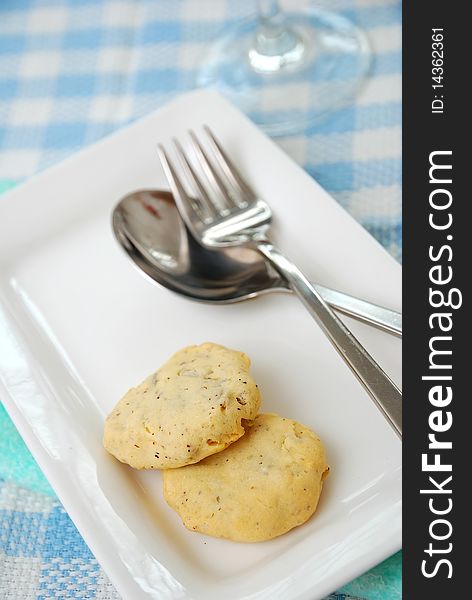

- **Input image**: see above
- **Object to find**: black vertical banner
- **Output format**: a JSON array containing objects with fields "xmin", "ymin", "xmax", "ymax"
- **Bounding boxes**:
[{"xmin": 403, "ymin": 2, "xmax": 467, "ymax": 598}]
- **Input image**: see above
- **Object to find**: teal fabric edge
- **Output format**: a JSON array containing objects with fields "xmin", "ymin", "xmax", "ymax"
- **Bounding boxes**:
[
  {"xmin": 0, "ymin": 179, "xmax": 402, "ymax": 597},
  {"xmin": 0, "ymin": 402, "xmax": 55, "ymax": 496},
  {"xmin": 0, "ymin": 179, "xmax": 54, "ymax": 496},
  {"xmin": 340, "ymin": 551, "xmax": 402, "ymax": 599},
  {"xmin": 0, "ymin": 180, "xmax": 17, "ymax": 194}
]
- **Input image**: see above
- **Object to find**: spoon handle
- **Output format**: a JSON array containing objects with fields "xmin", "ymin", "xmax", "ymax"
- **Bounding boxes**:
[
  {"xmin": 257, "ymin": 241, "xmax": 402, "ymax": 438},
  {"xmin": 313, "ymin": 283, "xmax": 402, "ymax": 337}
]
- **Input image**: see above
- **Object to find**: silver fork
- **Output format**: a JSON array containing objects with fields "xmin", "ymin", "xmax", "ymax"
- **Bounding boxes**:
[{"xmin": 157, "ymin": 126, "xmax": 402, "ymax": 438}]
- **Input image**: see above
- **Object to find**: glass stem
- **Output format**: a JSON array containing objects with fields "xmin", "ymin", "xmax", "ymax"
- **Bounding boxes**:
[
  {"xmin": 257, "ymin": 0, "xmax": 282, "ymax": 21},
  {"xmin": 250, "ymin": 0, "xmax": 306, "ymax": 72},
  {"xmin": 255, "ymin": 0, "xmax": 293, "ymax": 53}
]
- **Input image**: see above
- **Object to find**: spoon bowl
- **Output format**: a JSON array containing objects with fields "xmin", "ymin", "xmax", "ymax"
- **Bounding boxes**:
[{"xmin": 112, "ymin": 189, "xmax": 285, "ymax": 303}]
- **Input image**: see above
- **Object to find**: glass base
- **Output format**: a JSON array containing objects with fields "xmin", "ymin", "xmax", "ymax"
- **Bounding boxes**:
[{"xmin": 196, "ymin": 7, "xmax": 372, "ymax": 136}]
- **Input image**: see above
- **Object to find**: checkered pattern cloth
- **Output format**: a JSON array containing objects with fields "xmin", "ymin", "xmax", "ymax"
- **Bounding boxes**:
[{"xmin": 0, "ymin": 0, "xmax": 401, "ymax": 598}]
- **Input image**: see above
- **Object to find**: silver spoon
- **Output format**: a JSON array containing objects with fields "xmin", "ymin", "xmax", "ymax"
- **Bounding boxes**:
[{"xmin": 112, "ymin": 189, "xmax": 402, "ymax": 336}]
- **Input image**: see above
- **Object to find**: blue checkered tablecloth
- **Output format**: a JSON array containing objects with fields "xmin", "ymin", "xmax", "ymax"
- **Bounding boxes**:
[{"xmin": 0, "ymin": 1, "xmax": 401, "ymax": 598}]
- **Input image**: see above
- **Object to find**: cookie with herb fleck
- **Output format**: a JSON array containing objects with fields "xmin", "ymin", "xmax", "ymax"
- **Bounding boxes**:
[
  {"xmin": 103, "ymin": 342, "xmax": 261, "ymax": 469},
  {"xmin": 163, "ymin": 413, "xmax": 329, "ymax": 542}
]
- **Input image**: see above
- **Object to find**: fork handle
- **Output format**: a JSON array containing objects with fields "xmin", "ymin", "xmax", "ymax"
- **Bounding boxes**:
[{"xmin": 256, "ymin": 241, "xmax": 402, "ymax": 438}]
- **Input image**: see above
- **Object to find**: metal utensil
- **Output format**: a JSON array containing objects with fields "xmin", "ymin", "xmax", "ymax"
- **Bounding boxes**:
[
  {"xmin": 157, "ymin": 126, "xmax": 402, "ymax": 437},
  {"xmin": 112, "ymin": 189, "xmax": 402, "ymax": 335}
]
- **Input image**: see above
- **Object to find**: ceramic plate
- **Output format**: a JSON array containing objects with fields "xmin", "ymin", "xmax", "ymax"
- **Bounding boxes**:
[{"xmin": 0, "ymin": 90, "xmax": 401, "ymax": 600}]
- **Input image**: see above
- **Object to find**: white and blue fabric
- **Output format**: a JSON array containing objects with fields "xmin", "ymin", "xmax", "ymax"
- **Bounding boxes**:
[{"xmin": 0, "ymin": 1, "xmax": 401, "ymax": 598}]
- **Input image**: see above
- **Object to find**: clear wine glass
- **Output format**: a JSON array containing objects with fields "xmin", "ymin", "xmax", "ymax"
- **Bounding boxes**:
[{"xmin": 197, "ymin": 0, "xmax": 372, "ymax": 136}]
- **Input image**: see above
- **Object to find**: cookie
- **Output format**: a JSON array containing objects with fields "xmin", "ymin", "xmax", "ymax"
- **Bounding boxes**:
[
  {"xmin": 163, "ymin": 413, "xmax": 329, "ymax": 542},
  {"xmin": 103, "ymin": 342, "xmax": 261, "ymax": 469}
]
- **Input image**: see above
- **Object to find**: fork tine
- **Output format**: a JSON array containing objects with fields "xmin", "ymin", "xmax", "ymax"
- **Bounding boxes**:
[
  {"xmin": 172, "ymin": 138, "xmax": 219, "ymax": 220},
  {"xmin": 203, "ymin": 125, "xmax": 256, "ymax": 202},
  {"xmin": 156, "ymin": 144, "xmax": 204, "ymax": 235},
  {"xmin": 188, "ymin": 130, "xmax": 241, "ymax": 211}
]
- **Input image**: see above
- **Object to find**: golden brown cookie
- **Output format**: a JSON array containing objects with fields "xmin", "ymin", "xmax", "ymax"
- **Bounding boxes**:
[
  {"xmin": 103, "ymin": 342, "xmax": 261, "ymax": 469},
  {"xmin": 163, "ymin": 413, "xmax": 329, "ymax": 542}
]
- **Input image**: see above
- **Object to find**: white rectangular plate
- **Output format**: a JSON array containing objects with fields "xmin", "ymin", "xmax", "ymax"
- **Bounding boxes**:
[{"xmin": 0, "ymin": 90, "xmax": 401, "ymax": 600}]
